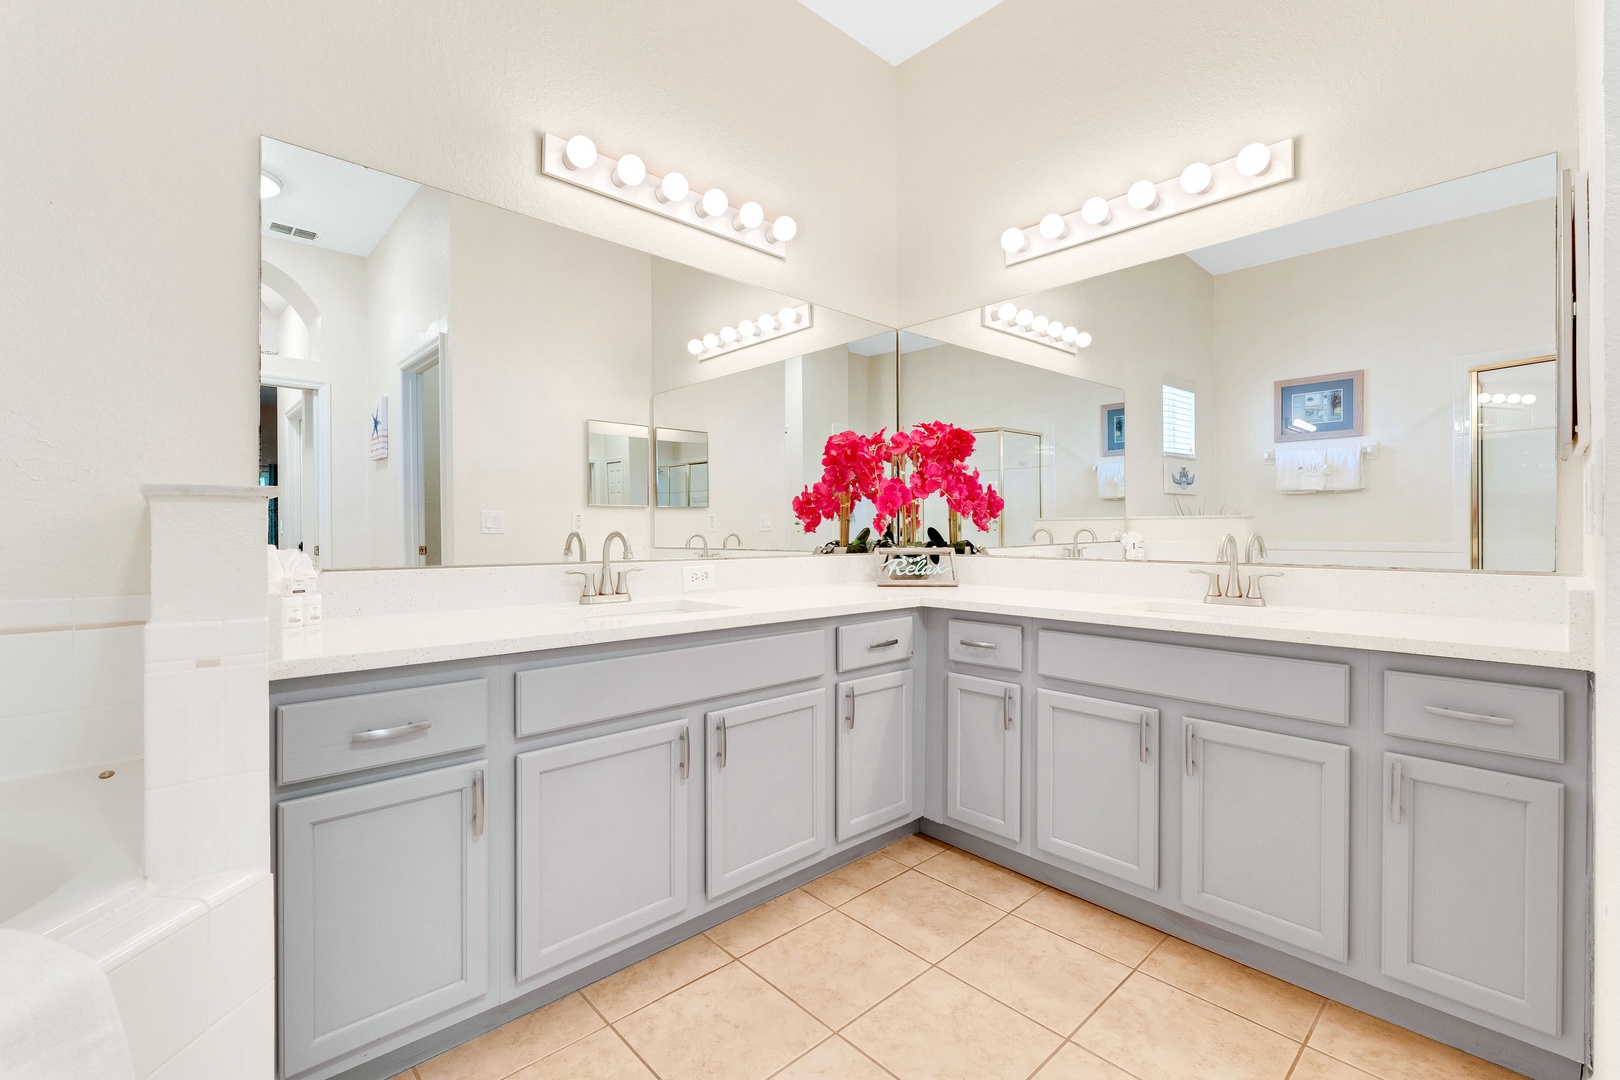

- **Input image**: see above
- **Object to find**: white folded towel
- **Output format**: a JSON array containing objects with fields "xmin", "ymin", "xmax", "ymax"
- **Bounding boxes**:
[
  {"xmin": 1275, "ymin": 444, "xmax": 1365, "ymax": 493},
  {"xmin": 0, "ymin": 930, "xmax": 135, "ymax": 1080},
  {"xmin": 1095, "ymin": 458, "xmax": 1125, "ymax": 500},
  {"xmin": 267, "ymin": 545, "xmax": 284, "ymax": 593},
  {"xmin": 1322, "ymin": 444, "xmax": 1366, "ymax": 491}
]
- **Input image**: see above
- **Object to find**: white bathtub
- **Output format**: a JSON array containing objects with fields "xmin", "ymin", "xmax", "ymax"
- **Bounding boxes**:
[{"xmin": 0, "ymin": 761, "xmax": 144, "ymax": 937}]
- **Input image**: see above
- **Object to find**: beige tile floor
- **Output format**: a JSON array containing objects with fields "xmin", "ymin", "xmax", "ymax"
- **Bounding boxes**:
[{"xmin": 395, "ymin": 835, "xmax": 1528, "ymax": 1080}]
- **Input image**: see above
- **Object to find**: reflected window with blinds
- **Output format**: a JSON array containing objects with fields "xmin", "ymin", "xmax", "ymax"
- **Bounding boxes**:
[{"xmin": 1162, "ymin": 384, "xmax": 1196, "ymax": 458}]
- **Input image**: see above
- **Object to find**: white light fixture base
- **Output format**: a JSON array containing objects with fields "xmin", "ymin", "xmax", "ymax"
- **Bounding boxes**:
[
  {"xmin": 541, "ymin": 133, "xmax": 789, "ymax": 259},
  {"xmin": 1004, "ymin": 138, "xmax": 1296, "ymax": 266},
  {"xmin": 981, "ymin": 306, "xmax": 1081, "ymax": 353},
  {"xmin": 694, "ymin": 304, "xmax": 813, "ymax": 361}
]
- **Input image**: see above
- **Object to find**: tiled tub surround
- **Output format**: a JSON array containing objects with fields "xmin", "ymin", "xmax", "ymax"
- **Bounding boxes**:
[{"xmin": 271, "ymin": 585, "xmax": 1591, "ymax": 1080}]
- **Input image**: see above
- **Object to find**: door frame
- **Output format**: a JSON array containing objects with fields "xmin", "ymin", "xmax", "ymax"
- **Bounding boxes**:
[
  {"xmin": 260, "ymin": 376, "xmax": 332, "ymax": 568},
  {"xmin": 400, "ymin": 334, "xmax": 453, "ymax": 566},
  {"xmin": 1468, "ymin": 353, "xmax": 1557, "ymax": 569}
]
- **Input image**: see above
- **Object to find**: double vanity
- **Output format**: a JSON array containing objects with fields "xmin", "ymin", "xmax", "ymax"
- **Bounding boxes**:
[{"xmin": 266, "ymin": 567, "xmax": 1592, "ymax": 1080}]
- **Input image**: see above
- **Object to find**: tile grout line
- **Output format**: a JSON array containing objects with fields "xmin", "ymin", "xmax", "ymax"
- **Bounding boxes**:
[
  {"xmin": 1284, "ymin": 1000, "xmax": 1330, "ymax": 1079},
  {"xmin": 584, "ymin": 990, "xmax": 669, "ymax": 1080},
  {"xmin": 705, "ymin": 890, "xmax": 833, "ymax": 959}
]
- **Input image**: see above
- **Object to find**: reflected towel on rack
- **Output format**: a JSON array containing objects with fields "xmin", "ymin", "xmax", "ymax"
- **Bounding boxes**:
[
  {"xmin": 1095, "ymin": 458, "xmax": 1125, "ymax": 500},
  {"xmin": 1322, "ymin": 444, "xmax": 1365, "ymax": 491},
  {"xmin": 1276, "ymin": 447, "xmax": 1326, "ymax": 493}
]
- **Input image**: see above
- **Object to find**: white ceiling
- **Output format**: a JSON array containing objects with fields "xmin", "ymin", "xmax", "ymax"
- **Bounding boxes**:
[
  {"xmin": 1186, "ymin": 155, "xmax": 1557, "ymax": 275},
  {"xmin": 259, "ymin": 138, "xmax": 421, "ymax": 258},
  {"xmin": 796, "ymin": 0, "xmax": 1005, "ymax": 65}
]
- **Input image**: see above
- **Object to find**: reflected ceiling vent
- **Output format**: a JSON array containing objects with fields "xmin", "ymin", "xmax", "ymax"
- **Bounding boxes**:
[{"xmin": 268, "ymin": 222, "xmax": 319, "ymax": 241}]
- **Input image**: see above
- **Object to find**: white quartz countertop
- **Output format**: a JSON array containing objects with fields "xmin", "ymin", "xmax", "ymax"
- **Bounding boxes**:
[{"xmin": 269, "ymin": 581, "xmax": 1589, "ymax": 681}]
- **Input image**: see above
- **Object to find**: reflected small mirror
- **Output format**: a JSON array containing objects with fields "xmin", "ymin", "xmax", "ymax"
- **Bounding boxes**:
[
  {"xmin": 586, "ymin": 421, "xmax": 650, "ymax": 507},
  {"xmin": 655, "ymin": 428, "xmax": 709, "ymax": 507}
]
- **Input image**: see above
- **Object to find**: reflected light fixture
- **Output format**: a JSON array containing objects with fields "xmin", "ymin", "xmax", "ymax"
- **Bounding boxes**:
[
  {"xmin": 982, "ymin": 303, "xmax": 1091, "ymax": 354},
  {"xmin": 690, "ymin": 303, "xmax": 813, "ymax": 360},
  {"xmin": 259, "ymin": 171, "xmax": 282, "ymax": 199}
]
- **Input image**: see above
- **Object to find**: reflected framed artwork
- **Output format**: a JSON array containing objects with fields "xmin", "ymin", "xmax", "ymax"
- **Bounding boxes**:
[
  {"xmin": 1101, "ymin": 403, "xmax": 1125, "ymax": 457},
  {"xmin": 1274, "ymin": 369, "xmax": 1364, "ymax": 442}
]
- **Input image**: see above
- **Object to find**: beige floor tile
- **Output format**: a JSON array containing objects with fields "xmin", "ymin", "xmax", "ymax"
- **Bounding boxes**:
[
  {"xmin": 582, "ymin": 934, "xmax": 732, "ymax": 1021},
  {"xmin": 1013, "ymin": 888, "xmax": 1165, "ymax": 966},
  {"xmin": 387, "ymin": 1072, "xmax": 418, "ymax": 1080},
  {"xmin": 841, "ymin": 870, "xmax": 1002, "ymax": 962},
  {"xmin": 1290, "ymin": 1048, "xmax": 1381, "ymax": 1079},
  {"xmin": 844, "ymin": 968, "xmax": 1063, "ymax": 1080},
  {"xmin": 508, "ymin": 1027, "xmax": 656, "ymax": 1080},
  {"xmin": 914, "ymin": 848, "xmax": 1043, "ymax": 910},
  {"xmin": 1307, "ymin": 1003, "xmax": 1527, "ymax": 1080},
  {"xmin": 1031, "ymin": 1043, "xmax": 1139, "ymax": 1080},
  {"xmin": 416, "ymin": 993, "xmax": 602, "ymax": 1080},
  {"xmin": 742, "ymin": 910, "xmax": 928, "ymax": 1028},
  {"xmin": 615, "ymin": 962, "xmax": 829, "ymax": 1080},
  {"xmin": 802, "ymin": 851, "xmax": 907, "ymax": 906},
  {"xmin": 1074, "ymin": 973, "xmax": 1299, "ymax": 1080},
  {"xmin": 770, "ymin": 1036, "xmax": 895, "ymax": 1080},
  {"xmin": 1139, "ymin": 936, "xmax": 1323, "ymax": 1040},
  {"xmin": 879, "ymin": 833, "xmax": 947, "ymax": 867},
  {"xmin": 939, "ymin": 915, "xmax": 1132, "ymax": 1035},
  {"xmin": 707, "ymin": 889, "xmax": 831, "ymax": 956}
]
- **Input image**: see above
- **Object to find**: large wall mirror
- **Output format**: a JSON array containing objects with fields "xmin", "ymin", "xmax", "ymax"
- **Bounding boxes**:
[
  {"xmin": 905, "ymin": 154, "xmax": 1570, "ymax": 572},
  {"xmin": 257, "ymin": 137, "xmax": 891, "ymax": 568}
]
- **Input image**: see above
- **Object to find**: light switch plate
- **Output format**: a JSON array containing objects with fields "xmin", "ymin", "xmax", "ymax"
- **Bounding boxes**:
[
  {"xmin": 682, "ymin": 564, "xmax": 714, "ymax": 592},
  {"xmin": 572, "ymin": 512, "xmax": 584, "ymax": 531},
  {"xmin": 758, "ymin": 513, "xmax": 773, "ymax": 532},
  {"xmin": 480, "ymin": 511, "xmax": 506, "ymax": 534},
  {"xmin": 707, "ymin": 513, "xmax": 717, "ymax": 531}
]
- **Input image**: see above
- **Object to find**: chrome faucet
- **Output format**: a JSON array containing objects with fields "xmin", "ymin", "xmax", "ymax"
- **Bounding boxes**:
[
  {"xmin": 1217, "ymin": 534, "xmax": 1240, "ymax": 598},
  {"xmin": 1190, "ymin": 532, "xmax": 1282, "ymax": 607},
  {"xmin": 1032, "ymin": 527, "xmax": 1055, "ymax": 545},
  {"xmin": 686, "ymin": 533, "xmax": 711, "ymax": 557},
  {"xmin": 562, "ymin": 531, "xmax": 587, "ymax": 562},
  {"xmin": 569, "ymin": 532, "xmax": 640, "ymax": 605},
  {"xmin": 1246, "ymin": 533, "xmax": 1268, "ymax": 563},
  {"xmin": 1070, "ymin": 528, "xmax": 1098, "ymax": 558},
  {"xmin": 723, "ymin": 533, "xmax": 743, "ymax": 549}
]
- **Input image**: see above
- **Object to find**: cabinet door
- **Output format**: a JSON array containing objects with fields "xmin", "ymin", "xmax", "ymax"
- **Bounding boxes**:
[
  {"xmin": 1036, "ymin": 689, "xmax": 1159, "ymax": 889},
  {"xmin": 279, "ymin": 760, "xmax": 488, "ymax": 1076},
  {"xmin": 836, "ymin": 669, "xmax": 916, "ymax": 841},
  {"xmin": 1181, "ymin": 719, "xmax": 1349, "ymax": 961},
  {"xmin": 516, "ymin": 719, "xmax": 691, "ymax": 982},
  {"xmin": 1382, "ymin": 753, "xmax": 1563, "ymax": 1034},
  {"xmin": 707, "ymin": 689, "xmax": 829, "ymax": 897},
  {"xmin": 945, "ymin": 673, "xmax": 1021, "ymax": 842}
]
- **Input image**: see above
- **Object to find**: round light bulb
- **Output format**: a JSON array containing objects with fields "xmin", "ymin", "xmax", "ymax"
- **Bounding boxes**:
[
  {"xmin": 996, "ymin": 302, "xmax": 1018, "ymax": 324},
  {"xmin": 259, "ymin": 171, "xmax": 282, "ymax": 199},
  {"xmin": 702, "ymin": 333, "xmax": 720, "ymax": 350},
  {"xmin": 738, "ymin": 319, "xmax": 758, "ymax": 338},
  {"xmin": 720, "ymin": 326, "xmax": 739, "ymax": 344},
  {"xmin": 1047, "ymin": 321, "xmax": 1066, "ymax": 339},
  {"xmin": 734, "ymin": 201, "xmax": 764, "ymax": 231},
  {"xmin": 687, "ymin": 339, "xmax": 704, "ymax": 356},
  {"xmin": 1061, "ymin": 326, "xmax": 1079, "ymax": 344},
  {"xmin": 1180, "ymin": 161, "xmax": 1213, "ymax": 195},
  {"xmin": 758, "ymin": 313, "xmax": 778, "ymax": 333},
  {"xmin": 1000, "ymin": 227, "xmax": 1028, "ymax": 254},
  {"xmin": 778, "ymin": 306, "xmax": 800, "ymax": 327},
  {"xmin": 1038, "ymin": 213, "xmax": 1068, "ymax": 241},
  {"xmin": 611, "ymin": 153, "xmax": 646, "ymax": 187},
  {"xmin": 1080, "ymin": 197, "xmax": 1111, "ymax": 226},
  {"xmin": 769, "ymin": 215, "xmax": 797, "ymax": 243},
  {"xmin": 1506, "ymin": 393, "xmax": 1522, "ymax": 404},
  {"xmin": 1523, "ymin": 394, "xmax": 1537, "ymax": 405},
  {"xmin": 1478, "ymin": 392, "xmax": 1492, "ymax": 404},
  {"xmin": 1075, "ymin": 332, "xmax": 1092, "ymax": 348},
  {"xmin": 1030, "ymin": 315, "xmax": 1050, "ymax": 334},
  {"xmin": 1127, "ymin": 180, "xmax": 1159, "ymax": 211},
  {"xmin": 697, "ymin": 188, "xmax": 728, "ymax": 218},
  {"xmin": 563, "ymin": 135, "xmax": 598, "ymax": 171},
  {"xmin": 1235, "ymin": 142, "xmax": 1272, "ymax": 177},
  {"xmin": 1491, "ymin": 393, "xmax": 1507, "ymax": 404},
  {"xmin": 1011, "ymin": 308, "xmax": 1032, "ymax": 329},
  {"xmin": 657, "ymin": 171, "xmax": 690, "ymax": 203}
]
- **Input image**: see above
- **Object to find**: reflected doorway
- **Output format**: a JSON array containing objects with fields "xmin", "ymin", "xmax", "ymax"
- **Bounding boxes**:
[
  {"xmin": 968, "ymin": 428, "xmax": 1044, "ymax": 547},
  {"xmin": 259, "ymin": 379, "xmax": 330, "ymax": 566},
  {"xmin": 402, "ymin": 339, "xmax": 448, "ymax": 566},
  {"xmin": 1471, "ymin": 356, "xmax": 1557, "ymax": 571}
]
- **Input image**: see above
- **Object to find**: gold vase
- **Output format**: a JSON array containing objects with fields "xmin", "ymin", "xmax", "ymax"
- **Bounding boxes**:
[
  {"xmin": 900, "ymin": 504, "xmax": 920, "ymax": 546},
  {"xmin": 837, "ymin": 493, "xmax": 851, "ymax": 549},
  {"xmin": 948, "ymin": 510, "xmax": 962, "ymax": 547}
]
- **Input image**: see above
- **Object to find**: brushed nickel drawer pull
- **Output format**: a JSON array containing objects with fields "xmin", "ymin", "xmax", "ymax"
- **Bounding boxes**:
[
  {"xmin": 845, "ymin": 686, "xmax": 857, "ymax": 729},
  {"xmin": 351, "ymin": 720, "xmax": 433, "ymax": 744},
  {"xmin": 1423, "ymin": 705, "xmax": 1515, "ymax": 727},
  {"xmin": 471, "ymin": 770, "xmax": 485, "ymax": 837},
  {"xmin": 1139, "ymin": 716, "xmax": 1151, "ymax": 763},
  {"xmin": 959, "ymin": 639, "xmax": 998, "ymax": 649},
  {"xmin": 1390, "ymin": 760, "xmax": 1403, "ymax": 824},
  {"xmin": 679, "ymin": 728, "xmax": 690, "ymax": 779},
  {"xmin": 867, "ymin": 638, "xmax": 901, "ymax": 650},
  {"xmin": 1184, "ymin": 725, "xmax": 1196, "ymax": 776},
  {"xmin": 716, "ymin": 718, "xmax": 728, "ymax": 769},
  {"xmin": 1003, "ymin": 688, "xmax": 1015, "ymax": 729}
]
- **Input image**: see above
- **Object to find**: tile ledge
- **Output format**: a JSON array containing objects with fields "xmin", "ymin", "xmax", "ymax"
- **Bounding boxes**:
[{"xmin": 141, "ymin": 483, "xmax": 276, "ymax": 499}]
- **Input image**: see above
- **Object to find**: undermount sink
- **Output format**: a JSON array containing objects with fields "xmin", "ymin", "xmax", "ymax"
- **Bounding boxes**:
[
  {"xmin": 1119, "ymin": 599, "xmax": 1308, "ymax": 624},
  {"xmin": 577, "ymin": 598, "xmax": 738, "ymax": 625}
]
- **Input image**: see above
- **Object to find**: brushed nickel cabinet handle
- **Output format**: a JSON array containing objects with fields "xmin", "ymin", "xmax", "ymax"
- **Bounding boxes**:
[
  {"xmin": 845, "ymin": 686, "xmax": 856, "ymax": 729},
  {"xmin": 960, "ymin": 639, "xmax": 998, "ymax": 650},
  {"xmin": 1139, "ymin": 716, "xmax": 1151, "ymax": 763},
  {"xmin": 716, "ymin": 718, "xmax": 728, "ymax": 769},
  {"xmin": 868, "ymin": 638, "xmax": 901, "ymax": 650},
  {"xmin": 1185, "ymin": 725, "xmax": 1196, "ymax": 777},
  {"xmin": 1003, "ymin": 688, "xmax": 1015, "ymax": 729},
  {"xmin": 679, "ymin": 728, "xmax": 690, "ymax": 780},
  {"xmin": 351, "ymin": 720, "xmax": 433, "ymax": 744},
  {"xmin": 471, "ymin": 770, "xmax": 485, "ymax": 837},
  {"xmin": 1390, "ymin": 760, "xmax": 1403, "ymax": 824},
  {"xmin": 1424, "ymin": 705, "xmax": 1514, "ymax": 727}
]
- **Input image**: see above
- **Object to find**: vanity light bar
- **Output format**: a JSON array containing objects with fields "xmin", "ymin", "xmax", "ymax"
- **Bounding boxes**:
[
  {"xmin": 540, "ymin": 133, "xmax": 796, "ymax": 259},
  {"xmin": 1000, "ymin": 138, "xmax": 1297, "ymax": 266},
  {"xmin": 688, "ymin": 303, "xmax": 813, "ymax": 361},
  {"xmin": 981, "ymin": 303, "xmax": 1091, "ymax": 354}
]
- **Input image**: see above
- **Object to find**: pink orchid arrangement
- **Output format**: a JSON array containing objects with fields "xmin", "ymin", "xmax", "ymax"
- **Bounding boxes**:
[{"xmin": 791, "ymin": 428, "xmax": 889, "ymax": 533}]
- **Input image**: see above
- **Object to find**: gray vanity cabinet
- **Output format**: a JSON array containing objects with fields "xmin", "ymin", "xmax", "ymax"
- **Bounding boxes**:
[
  {"xmin": 945, "ymin": 672, "xmax": 1022, "ymax": 842},
  {"xmin": 1035, "ymin": 689, "xmax": 1159, "ymax": 889},
  {"xmin": 706, "ymin": 688, "xmax": 830, "ymax": 897},
  {"xmin": 1381, "ymin": 752, "xmax": 1564, "ymax": 1035},
  {"xmin": 515, "ymin": 719, "xmax": 691, "ymax": 983},
  {"xmin": 835, "ymin": 669, "xmax": 916, "ymax": 840},
  {"xmin": 1181, "ymin": 718, "xmax": 1350, "ymax": 962},
  {"xmin": 278, "ymin": 760, "xmax": 489, "ymax": 1077}
]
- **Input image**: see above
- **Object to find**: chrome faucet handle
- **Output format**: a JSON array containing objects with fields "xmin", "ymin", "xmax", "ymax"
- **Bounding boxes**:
[
  {"xmin": 566, "ymin": 569, "xmax": 598, "ymax": 598},
  {"xmin": 1189, "ymin": 568, "xmax": 1224, "ymax": 599},
  {"xmin": 1245, "ymin": 572, "xmax": 1284, "ymax": 601},
  {"xmin": 614, "ymin": 567, "xmax": 645, "ymax": 596}
]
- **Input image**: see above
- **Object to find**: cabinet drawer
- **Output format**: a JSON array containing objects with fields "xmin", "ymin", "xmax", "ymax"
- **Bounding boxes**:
[
  {"xmin": 1383, "ymin": 671, "xmax": 1563, "ymax": 762},
  {"xmin": 517, "ymin": 630, "xmax": 825, "ymax": 738},
  {"xmin": 277, "ymin": 678, "xmax": 488, "ymax": 784},
  {"xmin": 1039, "ymin": 631, "xmax": 1349, "ymax": 727},
  {"xmin": 948, "ymin": 620, "xmax": 1023, "ymax": 671},
  {"xmin": 837, "ymin": 617, "xmax": 914, "ymax": 673}
]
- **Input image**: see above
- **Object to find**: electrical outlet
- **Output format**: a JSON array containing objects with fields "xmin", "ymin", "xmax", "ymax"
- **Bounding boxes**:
[
  {"xmin": 707, "ymin": 513, "xmax": 717, "ymax": 532},
  {"xmin": 682, "ymin": 564, "xmax": 714, "ymax": 592},
  {"xmin": 571, "ymin": 512, "xmax": 584, "ymax": 532},
  {"xmin": 480, "ymin": 510, "xmax": 506, "ymax": 534},
  {"xmin": 758, "ymin": 513, "xmax": 773, "ymax": 532}
]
